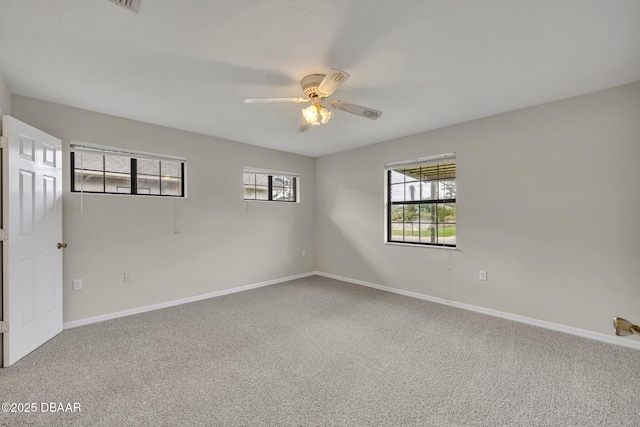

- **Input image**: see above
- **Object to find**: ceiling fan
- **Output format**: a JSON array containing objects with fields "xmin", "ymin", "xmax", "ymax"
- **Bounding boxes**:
[{"xmin": 244, "ymin": 69, "xmax": 382, "ymax": 132}]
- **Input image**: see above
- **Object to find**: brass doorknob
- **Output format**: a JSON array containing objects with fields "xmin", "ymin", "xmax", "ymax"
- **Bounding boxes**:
[{"xmin": 57, "ymin": 243, "xmax": 68, "ymax": 249}]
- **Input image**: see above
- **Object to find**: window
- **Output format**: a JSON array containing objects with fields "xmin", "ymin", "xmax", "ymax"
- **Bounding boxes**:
[
  {"xmin": 386, "ymin": 153, "xmax": 456, "ymax": 247},
  {"xmin": 243, "ymin": 169, "xmax": 297, "ymax": 202},
  {"xmin": 70, "ymin": 143, "xmax": 186, "ymax": 197}
]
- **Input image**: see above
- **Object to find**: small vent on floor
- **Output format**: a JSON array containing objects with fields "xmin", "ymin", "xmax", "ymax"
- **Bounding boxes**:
[{"xmin": 106, "ymin": 0, "xmax": 142, "ymax": 13}]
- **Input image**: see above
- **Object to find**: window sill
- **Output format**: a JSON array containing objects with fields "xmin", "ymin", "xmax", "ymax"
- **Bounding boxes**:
[
  {"xmin": 243, "ymin": 199, "xmax": 299, "ymax": 204},
  {"xmin": 69, "ymin": 191, "xmax": 187, "ymax": 199},
  {"xmin": 385, "ymin": 241, "xmax": 457, "ymax": 250}
]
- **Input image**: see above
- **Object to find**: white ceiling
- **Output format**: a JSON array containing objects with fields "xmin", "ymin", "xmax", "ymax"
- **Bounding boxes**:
[{"xmin": 1, "ymin": 1, "xmax": 639, "ymax": 157}]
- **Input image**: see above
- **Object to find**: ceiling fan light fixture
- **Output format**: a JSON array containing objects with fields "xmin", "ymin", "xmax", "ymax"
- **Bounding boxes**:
[
  {"xmin": 302, "ymin": 104, "xmax": 319, "ymax": 125},
  {"xmin": 303, "ymin": 102, "xmax": 332, "ymax": 126},
  {"xmin": 320, "ymin": 107, "xmax": 333, "ymax": 124}
]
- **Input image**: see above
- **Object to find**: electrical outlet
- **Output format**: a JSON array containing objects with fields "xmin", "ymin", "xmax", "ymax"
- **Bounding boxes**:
[
  {"xmin": 73, "ymin": 279, "xmax": 83, "ymax": 290},
  {"xmin": 124, "ymin": 273, "xmax": 132, "ymax": 283},
  {"xmin": 479, "ymin": 270, "xmax": 487, "ymax": 281},
  {"xmin": 302, "ymin": 249, "xmax": 307, "ymax": 257}
]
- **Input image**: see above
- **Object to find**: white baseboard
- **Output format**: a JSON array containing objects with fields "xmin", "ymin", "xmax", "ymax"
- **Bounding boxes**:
[
  {"xmin": 63, "ymin": 272, "xmax": 316, "ymax": 329},
  {"xmin": 313, "ymin": 271, "xmax": 640, "ymax": 351},
  {"xmin": 64, "ymin": 270, "xmax": 640, "ymax": 351}
]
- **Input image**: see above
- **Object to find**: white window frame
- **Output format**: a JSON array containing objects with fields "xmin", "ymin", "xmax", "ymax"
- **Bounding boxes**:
[{"xmin": 385, "ymin": 153, "xmax": 456, "ymax": 248}]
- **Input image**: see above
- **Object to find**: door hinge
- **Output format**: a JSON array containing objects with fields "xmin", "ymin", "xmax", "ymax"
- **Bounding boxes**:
[
  {"xmin": 0, "ymin": 136, "xmax": 7, "ymax": 149},
  {"xmin": 0, "ymin": 321, "xmax": 8, "ymax": 333},
  {"xmin": 0, "ymin": 229, "xmax": 7, "ymax": 241}
]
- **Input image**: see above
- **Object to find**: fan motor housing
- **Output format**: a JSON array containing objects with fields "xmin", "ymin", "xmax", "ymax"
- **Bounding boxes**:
[{"xmin": 301, "ymin": 74, "xmax": 325, "ymax": 98}]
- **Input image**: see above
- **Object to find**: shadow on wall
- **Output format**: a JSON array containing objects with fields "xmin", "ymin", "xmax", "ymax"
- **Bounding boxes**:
[{"xmin": 325, "ymin": 187, "xmax": 451, "ymax": 296}]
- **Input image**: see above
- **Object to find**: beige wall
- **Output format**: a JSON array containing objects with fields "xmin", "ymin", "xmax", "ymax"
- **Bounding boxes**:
[
  {"xmin": 0, "ymin": 70, "xmax": 10, "ymax": 117},
  {"xmin": 11, "ymin": 95, "xmax": 316, "ymax": 323},
  {"xmin": 316, "ymin": 82, "xmax": 640, "ymax": 336},
  {"xmin": 9, "ymin": 82, "xmax": 640, "ymax": 336}
]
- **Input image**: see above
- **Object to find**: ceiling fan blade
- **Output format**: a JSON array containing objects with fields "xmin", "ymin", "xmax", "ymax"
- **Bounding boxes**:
[
  {"xmin": 244, "ymin": 97, "xmax": 309, "ymax": 104},
  {"xmin": 330, "ymin": 100, "xmax": 382, "ymax": 120},
  {"xmin": 298, "ymin": 121, "xmax": 311, "ymax": 133},
  {"xmin": 317, "ymin": 69, "xmax": 350, "ymax": 97}
]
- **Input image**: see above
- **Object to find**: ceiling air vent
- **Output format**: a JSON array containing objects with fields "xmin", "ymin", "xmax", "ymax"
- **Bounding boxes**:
[{"xmin": 106, "ymin": 0, "xmax": 142, "ymax": 13}]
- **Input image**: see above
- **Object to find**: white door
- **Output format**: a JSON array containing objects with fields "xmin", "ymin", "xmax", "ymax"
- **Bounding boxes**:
[{"xmin": 2, "ymin": 115, "xmax": 63, "ymax": 367}]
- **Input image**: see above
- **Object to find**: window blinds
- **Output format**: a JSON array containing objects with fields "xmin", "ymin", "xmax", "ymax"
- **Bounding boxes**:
[
  {"xmin": 384, "ymin": 152, "xmax": 455, "ymax": 170},
  {"xmin": 70, "ymin": 141, "xmax": 186, "ymax": 162}
]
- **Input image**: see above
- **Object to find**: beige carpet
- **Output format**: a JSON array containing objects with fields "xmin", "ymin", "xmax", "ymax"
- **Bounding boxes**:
[{"xmin": 1, "ymin": 275, "xmax": 639, "ymax": 426}]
